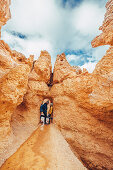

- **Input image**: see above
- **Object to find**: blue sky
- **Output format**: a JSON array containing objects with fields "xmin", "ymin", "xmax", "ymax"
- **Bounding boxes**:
[
  {"xmin": 62, "ymin": 0, "xmax": 83, "ymax": 7},
  {"xmin": 1, "ymin": 0, "xmax": 109, "ymax": 72}
]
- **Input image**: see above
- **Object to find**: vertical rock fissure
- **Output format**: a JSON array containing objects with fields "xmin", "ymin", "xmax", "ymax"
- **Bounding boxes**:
[{"xmin": 47, "ymin": 72, "xmax": 53, "ymax": 88}]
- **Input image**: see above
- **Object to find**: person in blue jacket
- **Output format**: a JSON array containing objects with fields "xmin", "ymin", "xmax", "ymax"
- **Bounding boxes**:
[{"xmin": 40, "ymin": 101, "xmax": 49, "ymax": 124}]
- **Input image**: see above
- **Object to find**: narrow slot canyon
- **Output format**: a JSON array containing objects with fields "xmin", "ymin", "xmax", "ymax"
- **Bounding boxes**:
[{"xmin": 0, "ymin": 0, "xmax": 113, "ymax": 170}]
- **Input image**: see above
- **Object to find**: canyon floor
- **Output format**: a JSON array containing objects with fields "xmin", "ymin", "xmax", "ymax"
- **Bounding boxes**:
[{"xmin": 0, "ymin": 124, "xmax": 86, "ymax": 170}]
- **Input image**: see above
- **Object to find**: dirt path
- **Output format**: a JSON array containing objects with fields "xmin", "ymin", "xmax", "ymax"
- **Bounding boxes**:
[{"xmin": 1, "ymin": 125, "xmax": 86, "ymax": 170}]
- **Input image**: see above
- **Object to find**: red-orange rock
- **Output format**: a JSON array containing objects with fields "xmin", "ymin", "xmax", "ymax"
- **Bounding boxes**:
[
  {"xmin": 6, "ymin": 50, "xmax": 52, "ymax": 167},
  {"xmin": 51, "ymin": 51, "xmax": 113, "ymax": 169},
  {"xmin": 11, "ymin": 50, "xmax": 27, "ymax": 63},
  {"xmin": 91, "ymin": 0, "xmax": 113, "ymax": 47},
  {"xmin": 0, "ymin": 64, "xmax": 30, "ymax": 164},
  {"xmin": 53, "ymin": 53, "xmax": 78, "ymax": 84},
  {"xmin": 0, "ymin": 40, "xmax": 17, "ymax": 77},
  {"xmin": 83, "ymin": 68, "xmax": 88, "ymax": 74},
  {"xmin": 0, "ymin": 0, "xmax": 11, "ymax": 37},
  {"xmin": 93, "ymin": 46, "xmax": 113, "ymax": 79},
  {"xmin": 0, "ymin": 50, "xmax": 52, "ymax": 166},
  {"xmin": 33, "ymin": 50, "xmax": 52, "ymax": 84},
  {"xmin": 12, "ymin": 51, "xmax": 52, "ymax": 129},
  {"xmin": 25, "ymin": 55, "xmax": 34, "ymax": 69}
]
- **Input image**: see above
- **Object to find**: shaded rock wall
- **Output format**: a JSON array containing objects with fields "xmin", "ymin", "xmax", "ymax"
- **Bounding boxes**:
[
  {"xmin": 0, "ymin": 43, "xmax": 30, "ymax": 165},
  {"xmin": 0, "ymin": 48, "xmax": 52, "ymax": 166},
  {"xmin": 11, "ymin": 50, "xmax": 52, "ymax": 139}
]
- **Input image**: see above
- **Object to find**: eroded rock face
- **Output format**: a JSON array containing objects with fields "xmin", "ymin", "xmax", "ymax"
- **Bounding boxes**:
[
  {"xmin": 0, "ymin": 63, "xmax": 30, "ymax": 165},
  {"xmin": 0, "ymin": 64, "xmax": 30, "ymax": 133},
  {"xmin": 0, "ymin": 48, "xmax": 52, "ymax": 166},
  {"xmin": 72, "ymin": 66, "xmax": 82, "ymax": 74},
  {"xmin": 13, "ymin": 50, "xmax": 52, "ymax": 124},
  {"xmin": 9, "ymin": 51, "xmax": 52, "ymax": 162},
  {"xmin": 53, "ymin": 53, "xmax": 79, "ymax": 84},
  {"xmin": 0, "ymin": 2, "xmax": 31, "ymax": 164},
  {"xmin": 0, "ymin": 40, "xmax": 17, "ymax": 77},
  {"xmin": 93, "ymin": 46, "xmax": 113, "ymax": 79},
  {"xmin": 0, "ymin": 2, "xmax": 51, "ymax": 163},
  {"xmin": 0, "ymin": 39, "xmax": 30, "ymax": 140},
  {"xmin": 51, "ymin": 53, "xmax": 113, "ymax": 169},
  {"xmin": 33, "ymin": 50, "xmax": 52, "ymax": 84},
  {"xmin": 0, "ymin": 0, "xmax": 11, "ymax": 37},
  {"xmin": 91, "ymin": 0, "xmax": 113, "ymax": 47},
  {"xmin": 50, "ymin": 2, "xmax": 113, "ymax": 168}
]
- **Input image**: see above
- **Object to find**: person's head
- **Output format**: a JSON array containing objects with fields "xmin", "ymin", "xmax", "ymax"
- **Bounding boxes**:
[
  {"xmin": 46, "ymin": 100, "xmax": 49, "ymax": 105},
  {"xmin": 50, "ymin": 103, "xmax": 53, "ymax": 106}
]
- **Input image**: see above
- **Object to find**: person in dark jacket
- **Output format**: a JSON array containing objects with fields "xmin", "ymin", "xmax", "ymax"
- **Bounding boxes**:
[{"xmin": 40, "ymin": 101, "xmax": 49, "ymax": 124}]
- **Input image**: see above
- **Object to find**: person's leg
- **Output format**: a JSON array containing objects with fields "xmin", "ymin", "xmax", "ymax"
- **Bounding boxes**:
[
  {"xmin": 44, "ymin": 113, "xmax": 47, "ymax": 124},
  {"xmin": 41, "ymin": 115, "xmax": 45, "ymax": 123},
  {"xmin": 49, "ymin": 117, "xmax": 51, "ymax": 124},
  {"xmin": 40, "ymin": 112, "xmax": 42, "ymax": 123},
  {"xmin": 45, "ymin": 117, "xmax": 46, "ymax": 124},
  {"xmin": 51, "ymin": 118, "xmax": 53, "ymax": 123},
  {"xmin": 40, "ymin": 114, "xmax": 43, "ymax": 123},
  {"xmin": 40, "ymin": 115, "xmax": 42, "ymax": 123}
]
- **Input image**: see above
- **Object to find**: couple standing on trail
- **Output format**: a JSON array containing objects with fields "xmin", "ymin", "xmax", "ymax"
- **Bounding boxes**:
[{"xmin": 40, "ymin": 100, "xmax": 53, "ymax": 125}]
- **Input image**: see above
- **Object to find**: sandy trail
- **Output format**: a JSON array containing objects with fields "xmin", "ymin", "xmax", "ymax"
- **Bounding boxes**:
[{"xmin": 1, "ymin": 124, "xmax": 86, "ymax": 170}]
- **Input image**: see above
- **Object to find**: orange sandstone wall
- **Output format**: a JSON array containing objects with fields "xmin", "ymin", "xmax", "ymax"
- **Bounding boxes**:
[
  {"xmin": 11, "ymin": 50, "xmax": 52, "ymax": 141},
  {"xmin": 51, "ymin": 52, "xmax": 113, "ymax": 169},
  {"xmin": 0, "ymin": 47, "xmax": 52, "ymax": 166},
  {"xmin": 92, "ymin": 0, "xmax": 113, "ymax": 47},
  {"xmin": 50, "ymin": 1, "xmax": 113, "ymax": 168},
  {"xmin": 0, "ymin": 0, "xmax": 11, "ymax": 37}
]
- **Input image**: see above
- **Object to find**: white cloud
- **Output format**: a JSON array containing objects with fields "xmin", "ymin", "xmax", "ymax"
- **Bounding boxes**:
[
  {"xmin": 80, "ymin": 62, "xmax": 97, "ymax": 73},
  {"xmin": 91, "ymin": 45, "xmax": 109, "ymax": 61},
  {"xmin": 72, "ymin": 2, "xmax": 105, "ymax": 36},
  {"xmin": 2, "ymin": 30, "xmax": 54, "ymax": 60},
  {"xmin": 66, "ymin": 54, "xmax": 82, "ymax": 62},
  {"xmin": 1, "ymin": 0, "xmax": 108, "ymax": 67}
]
